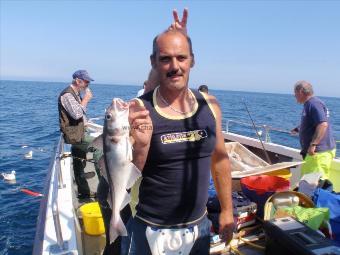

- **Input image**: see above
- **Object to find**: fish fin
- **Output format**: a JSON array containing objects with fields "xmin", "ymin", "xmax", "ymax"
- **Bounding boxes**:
[
  {"xmin": 107, "ymin": 193, "xmax": 112, "ymax": 209},
  {"xmin": 126, "ymin": 136, "xmax": 133, "ymax": 161},
  {"xmin": 90, "ymin": 135, "xmax": 103, "ymax": 149},
  {"xmin": 99, "ymin": 156, "xmax": 112, "ymax": 209},
  {"xmin": 121, "ymin": 192, "xmax": 131, "ymax": 210},
  {"xmin": 98, "ymin": 156, "xmax": 109, "ymax": 181},
  {"xmin": 109, "ymin": 215, "xmax": 127, "ymax": 244},
  {"xmin": 126, "ymin": 163, "xmax": 142, "ymax": 189}
]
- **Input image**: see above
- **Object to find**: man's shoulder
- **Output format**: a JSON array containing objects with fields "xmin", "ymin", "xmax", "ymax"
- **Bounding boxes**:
[
  {"xmin": 310, "ymin": 96, "xmax": 324, "ymax": 104},
  {"xmin": 59, "ymin": 92, "xmax": 74, "ymax": 103},
  {"xmin": 305, "ymin": 97, "xmax": 329, "ymax": 122},
  {"xmin": 139, "ymin": 89, "xmax": 154, "ymax": 101},
  {"xmin": 59, "ymin": 86, "xmax": 73, "ymax": 96},
  {"xmin": 60, "ymin": 86, "xmax": 78, "ymax": 99},
  {"xmin": 305, "ymin": 96, "xmax": 325, "ymax": 109}
]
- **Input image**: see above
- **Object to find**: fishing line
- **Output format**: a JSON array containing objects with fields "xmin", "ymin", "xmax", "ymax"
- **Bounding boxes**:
[{"xmin": 242, "ymin": 99, "xmax": 272, "ymax": 164}]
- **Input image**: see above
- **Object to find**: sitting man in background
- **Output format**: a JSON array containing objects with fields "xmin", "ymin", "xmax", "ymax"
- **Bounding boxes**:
[
  {"xmin": 58, "ymin": 69, "xmax": 96, "ymax": 198},
  {"xmin": 292, "ymin": 80, "xmax": 336, "ymax": 179}
]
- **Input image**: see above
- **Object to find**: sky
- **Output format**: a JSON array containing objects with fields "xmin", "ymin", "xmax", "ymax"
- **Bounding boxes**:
[{"xmin": 1, "ymin": 0, "xmax": 339, "ymax": 97}]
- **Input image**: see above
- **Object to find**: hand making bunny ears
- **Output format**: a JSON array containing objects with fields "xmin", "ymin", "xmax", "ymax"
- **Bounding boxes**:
[{"xmin": 169, "ymin": 8, "xmax": 188, "ymax": 34}]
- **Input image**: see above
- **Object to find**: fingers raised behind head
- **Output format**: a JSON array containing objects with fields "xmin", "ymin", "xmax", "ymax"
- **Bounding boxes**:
[
  {"xmin": 182, "ymin": 8, "xmax": 188, "ymax": 25},
  {"xmin": 172, "ymin": 9, "xmax": 180, "ymax": 23}
]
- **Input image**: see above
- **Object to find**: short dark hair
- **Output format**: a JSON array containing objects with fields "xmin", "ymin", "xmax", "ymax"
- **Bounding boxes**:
[
  {"xmin": 198, "ymin": 85, "xmax": 209, "ymax": 93},
  {"xmin": 151, "ymin": 30, "xmax": 194, "ymax": 59}
]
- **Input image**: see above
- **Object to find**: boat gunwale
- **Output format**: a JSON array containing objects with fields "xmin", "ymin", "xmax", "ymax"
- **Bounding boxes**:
[{"xmin": 32, "ymin": 134, "xmax": 63, "ymax": 255}]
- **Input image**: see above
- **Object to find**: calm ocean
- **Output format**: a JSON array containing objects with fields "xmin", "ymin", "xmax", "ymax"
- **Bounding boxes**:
[{"xmin": 0, "ymin": 80, "xmax": 339, "ymax": 254}]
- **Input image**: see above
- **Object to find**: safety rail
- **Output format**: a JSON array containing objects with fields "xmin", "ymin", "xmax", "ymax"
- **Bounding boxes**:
[
  {"xmin": 225, "ymin": 119, "xmax": 291, "ymax": 143},
  {"xmin": 33, "ymin": 134, "xmax": 67, "ymax": 254},
  {"xmin": 50, "ymin": 135, "xmax": 67, "ymax": 253}
]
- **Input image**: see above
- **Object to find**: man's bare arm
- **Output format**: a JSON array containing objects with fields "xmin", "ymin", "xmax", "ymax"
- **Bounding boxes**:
[
  {"xmin": 209, "ymin": 95, "xmax": 234, "ymax": 244},
  {"xmin": 308, "ymin": 122, "xmax": 328, "ymax": 155}
]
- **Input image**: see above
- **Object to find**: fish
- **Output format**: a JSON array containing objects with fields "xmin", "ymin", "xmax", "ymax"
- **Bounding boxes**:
[{"xmin": 91, "ymin": 98, "xmax": 141, "ymax": 243}]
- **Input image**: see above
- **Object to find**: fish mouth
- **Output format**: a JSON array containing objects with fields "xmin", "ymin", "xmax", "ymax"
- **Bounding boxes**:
[{"xmin": 113, "ymin": 98, "xmax": 129, "ymax": 112}]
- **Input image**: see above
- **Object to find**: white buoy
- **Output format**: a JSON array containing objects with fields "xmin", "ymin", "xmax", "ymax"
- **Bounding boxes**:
[
  {"xmin": 1, "ymin": 170, "xmax": 16, "ymax": 181},
  {"xmin": 24, "ymin": 150, "xmax": 33, "ymax": 159}
]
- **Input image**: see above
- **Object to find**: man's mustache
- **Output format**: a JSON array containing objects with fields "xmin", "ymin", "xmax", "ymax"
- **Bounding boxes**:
[{"xmin": 166, "ymin": 70, "xmax": 181, "ymax": 78}]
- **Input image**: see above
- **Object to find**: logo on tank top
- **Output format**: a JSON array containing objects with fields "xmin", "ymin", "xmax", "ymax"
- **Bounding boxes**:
[{"xmin": 161, "ymin": 129, "xmax": 208, "ymax": 144}]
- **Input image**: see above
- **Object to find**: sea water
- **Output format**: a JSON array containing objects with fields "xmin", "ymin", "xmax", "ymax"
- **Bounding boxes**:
[{"xmin": 0, "ymin": 80, "xmax": 339, "ymax": 254}]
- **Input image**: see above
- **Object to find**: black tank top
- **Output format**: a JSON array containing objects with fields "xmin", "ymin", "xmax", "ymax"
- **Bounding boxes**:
[{"xmin": 136, "ymin": 88, "xmax": 216, "ymax": 227}]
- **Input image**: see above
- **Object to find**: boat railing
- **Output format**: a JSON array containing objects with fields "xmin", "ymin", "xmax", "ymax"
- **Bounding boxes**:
[
  {"xmin": 50, "ymin": 135, "xmax": 68, "ymax": 253},
  {"xmin": 225, "ymin": 119, "xmax": 291, "ymax": 143},
  {"xmin": 33, "ymin": 134, "xmax": 68, "ymax": 254}
]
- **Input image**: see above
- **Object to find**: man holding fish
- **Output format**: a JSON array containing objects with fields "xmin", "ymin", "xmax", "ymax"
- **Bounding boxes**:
[
  {"xmin": 91, "ymin": 9, "xmax": 233, "ymax": 254},
  {"xmin": 121, "ymin": 10, "xmax": 234, "ymax": 255}
]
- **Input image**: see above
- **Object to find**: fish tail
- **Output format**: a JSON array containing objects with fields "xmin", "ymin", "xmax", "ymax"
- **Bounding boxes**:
[{"xmin": 109, "ymin": 215, "xmax": 127, "ymax": 244}]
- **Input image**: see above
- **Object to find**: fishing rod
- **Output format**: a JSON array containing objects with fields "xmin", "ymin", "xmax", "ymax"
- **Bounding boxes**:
[{"xmin": 242, "ymin": 99, "xmax": 272, "ymax": 164}]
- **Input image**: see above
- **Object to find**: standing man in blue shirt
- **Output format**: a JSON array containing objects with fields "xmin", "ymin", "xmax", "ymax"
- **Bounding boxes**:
[{"xmin": 292, "ymin": 80, "xmax": 336, "ymax": 179}]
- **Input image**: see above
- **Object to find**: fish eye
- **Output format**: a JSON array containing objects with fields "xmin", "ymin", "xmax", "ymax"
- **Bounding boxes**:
[{"xmin": 105, "ymin": 114, "xmax": 111, "ymax": 120}]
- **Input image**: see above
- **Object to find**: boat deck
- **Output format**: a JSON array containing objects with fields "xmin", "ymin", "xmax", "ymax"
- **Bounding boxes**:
[
  {"xmin": 35, "ymin": 130, "xmax": 339, "ymax": 255},
  {"xmin": 72, "ymin": 151, "xmax": 265, "ymax": 255},
  {"xmin": 71, "ymin": 151, "xmax": 106, "ymax": 255}
]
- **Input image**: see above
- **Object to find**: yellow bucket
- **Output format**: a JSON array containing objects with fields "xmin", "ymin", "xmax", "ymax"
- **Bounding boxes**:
[
  {"xmin": 80, "ymin": 202, "xmax": 105, "ymax": 235},
  {"xmin": 265, "ymin": 168, "xmax": 292, "ymax": 181}
]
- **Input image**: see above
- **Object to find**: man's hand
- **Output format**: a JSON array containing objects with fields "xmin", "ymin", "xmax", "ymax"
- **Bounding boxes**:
[
  {"xmin": 129, "ymin": 100, "xmax": 152, "ymax": 170},
  {"xmin": 308, "ymin": 144, "xmax": 317, "ymax": 156},
  {"xmin": 219, "ymin": 210, "xmax": 234, "ymax": 244},
  {"xmin": 81, "ymin": 88, "xmax": 93, "ymax": 106},
  {"xmin": 307, "ymin": 122, "xmax": 328, "ymax": 156},
  {"xmin": 168, "ymin": 8, "xmax": 188, "ymax": 34},
  {"xmin": 129, "ymin": 100, "xmax": 152, "ymax": 147}
]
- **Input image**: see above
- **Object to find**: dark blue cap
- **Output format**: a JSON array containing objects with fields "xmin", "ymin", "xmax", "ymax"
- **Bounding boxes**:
[{"xmin": 72, "ymin": 70, "xmax": 94, "ymax": 82}]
